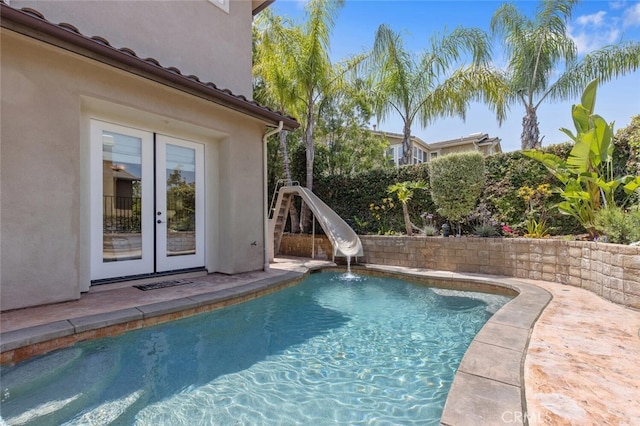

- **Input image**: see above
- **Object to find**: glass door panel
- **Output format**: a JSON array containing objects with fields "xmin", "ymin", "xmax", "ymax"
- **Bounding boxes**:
[
  {"xmin": 156, "ymin": 135, "xmax": 205, "ymax": 271},
  {"xmin": 165, "ymin": 144, "xmax": 196, "ymax": 256},
  {"xmin": 101, "ymin": 130, "xmax": 143, "ymax": 262},
  {"xmin": 90, "ymin": 120, "xmax": 154, "ymax": 280}
]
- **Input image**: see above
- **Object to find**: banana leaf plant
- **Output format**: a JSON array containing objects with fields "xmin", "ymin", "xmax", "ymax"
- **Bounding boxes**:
[{"xmin": 524, "ymin": 79, "xmax": 640, "ymax": 237}]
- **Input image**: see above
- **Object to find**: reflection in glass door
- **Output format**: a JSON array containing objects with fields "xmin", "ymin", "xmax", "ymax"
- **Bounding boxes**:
[
  {"xmin": 102, "ymin": 131, "xmax": 142, "ymax": 262},
  {"xmin": 155, "ymin": 135, "xmax": 205, "ymax": 272},
  {"xmin": 91, "ymin": 121, "xmax": 154, "ymax": 280},
  {"xmin": 90, "ymin": 121, "xmax": 204, "ymax": 281}
]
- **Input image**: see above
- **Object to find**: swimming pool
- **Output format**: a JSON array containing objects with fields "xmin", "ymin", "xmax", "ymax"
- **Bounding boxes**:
[{"xmin": 1, "ymin": 271, "xmax": 511, "ymax": 425}]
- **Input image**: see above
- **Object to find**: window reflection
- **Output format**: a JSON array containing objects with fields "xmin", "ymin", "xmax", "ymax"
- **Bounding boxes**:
[
  {"xmin": 165, "ymin": 144, "xmax": 196, "ymax": 257},
  {"xmin": 102, "ymin": 131, "xmax": 143, "ymax": 262}
]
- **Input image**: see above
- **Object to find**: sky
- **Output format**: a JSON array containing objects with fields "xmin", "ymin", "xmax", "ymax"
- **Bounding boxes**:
[{"xmin": 268, "ymin": 0, "xmax": 640, "ymax": 152}]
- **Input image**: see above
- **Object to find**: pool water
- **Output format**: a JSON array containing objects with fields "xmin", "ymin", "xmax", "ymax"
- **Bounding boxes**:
[{"xmin": 1, "ymin": 272, "xmax": 511, "ymax": 425}]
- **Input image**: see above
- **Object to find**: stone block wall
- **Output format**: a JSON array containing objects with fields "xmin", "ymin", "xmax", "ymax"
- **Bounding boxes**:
[
  {"xmin": 279, "ymin": 234, "xmax": 640, "ymax": 309},
  {"xmin": 279, "ymin": 234, "xmax": 334, "ymax": 260}
]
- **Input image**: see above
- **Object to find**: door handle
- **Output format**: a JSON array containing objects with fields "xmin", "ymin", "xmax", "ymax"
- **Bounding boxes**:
[{"xmin": 157, "ymin": 219, "xmax": 165, "ymax": 224}]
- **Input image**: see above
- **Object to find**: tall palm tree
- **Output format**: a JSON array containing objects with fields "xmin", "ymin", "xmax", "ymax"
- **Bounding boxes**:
[
  {"xmin": 253, "ymin": 18, "xmax": 301, "ymax": 231},
  {"xmin": 491, "ymin": 0, "xmax": 640, "ymax": 150},
  {"xmin": 366, "ymin": 24, "xmax": 508, "ymax": 165},
  {"xmin": 255, "ymin": 0, "xmax": 362, "ymax": 231}
]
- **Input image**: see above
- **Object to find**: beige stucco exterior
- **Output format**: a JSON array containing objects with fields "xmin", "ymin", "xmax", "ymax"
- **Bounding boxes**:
[
  {"xmin": 1, "ymin": 29, "xmax": 269, "ymax": 311},
  {"xmin": 380, "ymin": 131, "xmax": 502, "ymax": 165},
  {"xmin": 10, "ymin": 0, "xmax": 254, "ymax": 95}
]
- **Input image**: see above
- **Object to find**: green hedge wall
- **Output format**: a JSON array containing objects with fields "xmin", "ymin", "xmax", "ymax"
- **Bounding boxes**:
[
  {"xmin": 313, "ymin": 164, "xmax": 437, "ymax": 234},
  {"xmin": 309, "ymin": 139, "xmax": 636, "ymax": 236}
]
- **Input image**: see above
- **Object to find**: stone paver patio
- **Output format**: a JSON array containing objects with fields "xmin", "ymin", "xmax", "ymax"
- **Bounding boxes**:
[{"xmin": 1, "ymin": 258, "xmax": 639, "ymax": 424}]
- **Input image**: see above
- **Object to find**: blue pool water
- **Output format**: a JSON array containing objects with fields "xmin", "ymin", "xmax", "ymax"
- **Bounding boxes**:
[{"xmin": 1, "ymin": 272, "xmax": 511, "ymax": 425}]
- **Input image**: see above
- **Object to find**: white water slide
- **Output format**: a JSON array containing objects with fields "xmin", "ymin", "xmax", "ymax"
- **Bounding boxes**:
[{"xmin": 269, "ymin": 185, "xmax": 363, "ymax": 260}]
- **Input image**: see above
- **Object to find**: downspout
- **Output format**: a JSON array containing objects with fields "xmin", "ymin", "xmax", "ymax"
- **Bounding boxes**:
[{"xmin": 263, "ymin": 121, "xmax": 284, "ymax": 272}]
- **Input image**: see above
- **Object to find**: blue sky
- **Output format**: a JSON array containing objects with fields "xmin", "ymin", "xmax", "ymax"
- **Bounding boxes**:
[{"xmin": 269, "ymin": 0, "xmax": 640, "ymax": 152}]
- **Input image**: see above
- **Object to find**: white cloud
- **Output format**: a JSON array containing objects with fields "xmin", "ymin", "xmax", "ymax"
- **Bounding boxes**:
[
  {"xmin": 569, "ymin": 23, "xmax": 622, "ymax": 53},
  {"xmin": 609, "ymin": 1, "xmax": 627, "ymax": 10},
  {"xmin": 576, "ymin": 11, "xmax": 607, "ymax": 26},
  {"xmin": 623, "ymin": 2, "xmax": 640, "ymax": 27},
  {"xmin": 568, "ymin": 8, "xmax": 629, "ymax": 54}
]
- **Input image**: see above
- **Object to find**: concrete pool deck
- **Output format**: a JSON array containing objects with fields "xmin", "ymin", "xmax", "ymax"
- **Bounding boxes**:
[{"xmin": 1, "ymin": 257, "xmax": 639, "ymax": 425}]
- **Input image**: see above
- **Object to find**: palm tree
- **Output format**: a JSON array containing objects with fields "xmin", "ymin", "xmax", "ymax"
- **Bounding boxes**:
[
  {"xmin": 253, "ymin": 18, "xmax": 301, "ymax": 231},
  {"xmin": 255, "ymin": 0, "xmax": 363, "ymax": 231},
  {"xmin": 491, "ymin": 0, "xmax": 640, "ymax": 150},
  {"xmin": 366, "ymin": 24, "xmax": 508, "ymax": 165}
]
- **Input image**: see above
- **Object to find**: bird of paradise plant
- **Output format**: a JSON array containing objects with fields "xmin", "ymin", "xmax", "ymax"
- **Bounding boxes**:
[{"xmin": 524, "ymin": 79, "xmax": 640, "ymax": 238}]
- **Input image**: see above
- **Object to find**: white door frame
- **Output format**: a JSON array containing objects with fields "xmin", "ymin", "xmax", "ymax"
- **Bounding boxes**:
[
  {"xmin": 90, "ymin": 120, "xmax": 205, "ymax": 281},
  {"xmin": 155, "ymin": 134, "xmax": 205, "ymax": 272}
]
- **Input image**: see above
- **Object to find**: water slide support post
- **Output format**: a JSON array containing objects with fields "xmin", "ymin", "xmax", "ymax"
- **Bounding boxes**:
[{"xmin": 312, "ymin": 212, "xmax": 315, "ymax": 259}]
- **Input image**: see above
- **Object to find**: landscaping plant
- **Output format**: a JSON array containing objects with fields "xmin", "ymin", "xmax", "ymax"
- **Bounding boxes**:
[
  {"xmin": 473, "ymin": 223, "xmax": 500, "ymax": 238},
  {"xmin": 593, "ymin": 205, "xmax": 640, "ymax": 245},
  {"xmin": 369, "ymin": 197, "xmax": 397, "ymax": 235},
  {"xmin": 524, "ymin": 79, "xmax": 640, "ymax": 238},
  {"xmin": 429, "ymin": 151, "xmax": 486, "ymax": 235},
  {"xmin": 420, "ymin": 213, "xmax": 438, "ymax": 236},
  {"xmin": 517, "ymin": 184, "xmax": 553, "ymax": 238},
  {"xmin": 387, "ymin": 180, "xmax": 427, "ymax": 236}
]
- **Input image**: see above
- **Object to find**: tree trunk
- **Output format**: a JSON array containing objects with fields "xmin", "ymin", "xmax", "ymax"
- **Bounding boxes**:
[
  {"xmin": 401, "ymin": 122, "xmax": 412, "ymax": 165},
  {"xmin": 521, "ymin": 106, "xmax": 541, "ymax": 150},
  {"xmin": 402, "ymin": 203, "xmax": 413, "ymax": 236},
  {"xmin": 279, "ymin": 130, "xmax": 300, "ymax": 233}
]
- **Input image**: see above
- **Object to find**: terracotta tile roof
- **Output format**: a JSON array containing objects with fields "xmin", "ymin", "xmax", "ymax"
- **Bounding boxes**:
[{"xmin": 0, "ymin": 1, "xmax": 299, "ymax": 130}]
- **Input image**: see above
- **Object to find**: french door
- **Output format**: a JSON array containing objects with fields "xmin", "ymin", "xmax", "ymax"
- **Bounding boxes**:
[{"xmin": 90, "ymin": 120, "xmax": 204, "ymax": 281}]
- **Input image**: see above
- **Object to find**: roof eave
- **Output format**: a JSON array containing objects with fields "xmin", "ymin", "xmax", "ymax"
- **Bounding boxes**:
[
  {"xmin": 0, "ymin": 3, "xmax": 298, "ymax": 130},
  {"xmin": 252, "ymin": 0, "xmax": 275, "ymax": 16}
]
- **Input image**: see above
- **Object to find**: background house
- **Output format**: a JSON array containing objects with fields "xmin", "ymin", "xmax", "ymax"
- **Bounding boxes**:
[
  {"xmin": 379, "ymin": 130, "xmax": 502, "ymax": 166},
  {"xmin": 1, "ymin": 0, "xmax": 297, "ymax": 311}
]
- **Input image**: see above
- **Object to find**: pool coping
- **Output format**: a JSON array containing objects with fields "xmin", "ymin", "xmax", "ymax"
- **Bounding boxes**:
[
  {"xmin": 351, "ymin": 265, "xmax": 552, "ymax": 426},
  {"xmin": 0, "ymin": 270, "xmax": 308, "ymax": 360},
  {"xmin": 0, "ymin": 263, "xmax": 552, "ymax": 425}
]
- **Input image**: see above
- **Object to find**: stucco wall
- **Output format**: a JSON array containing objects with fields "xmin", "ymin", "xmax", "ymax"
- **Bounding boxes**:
[
  {"xmin": 1, "ymin": 31, "xmax": 266, "ymax": 310},
  {"xmin": 10, "ymin": 0, "xmax": 253, "ymax": 95},
  {"xmin": 279, "ymin": 234, "xmax": 640, "ymax": 309}
]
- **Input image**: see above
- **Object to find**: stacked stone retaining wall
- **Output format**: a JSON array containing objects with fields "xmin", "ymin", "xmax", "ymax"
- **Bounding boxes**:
[{"xmin": 279, "ymin": 234, "xmax": 640, "ymax": 309}]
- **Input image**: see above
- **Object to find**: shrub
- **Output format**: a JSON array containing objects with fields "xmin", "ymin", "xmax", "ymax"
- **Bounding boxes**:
[
  {"xmin": 423, "ymin": 225, "xmax": 439, "ymax": 236},
  {"xmin": 593, "ymin": 205, "xmax": 640, "ymax": 244},
  {"xmin": 429, "ymin": 151, "xmax": 485, "ymax": 234},
  {"xmin": 483, "ymin": 148, "xmax": 575, "ymax": 235},
  {"xmin": 473, "ymin": 224, "xmax": 499, "ymax": 237}
]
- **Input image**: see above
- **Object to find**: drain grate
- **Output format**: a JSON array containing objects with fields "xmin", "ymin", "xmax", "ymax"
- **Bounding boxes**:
[{"xmin": 134, "ymin": 279, "xmax": 193, "ymax": 291}]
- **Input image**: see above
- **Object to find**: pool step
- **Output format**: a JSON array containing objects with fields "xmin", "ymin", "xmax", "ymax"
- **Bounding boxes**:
[{"xmin": 1, "ymin": 347, "xmax": 124, "ymax": 425}]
